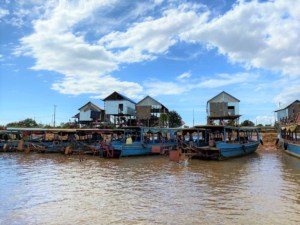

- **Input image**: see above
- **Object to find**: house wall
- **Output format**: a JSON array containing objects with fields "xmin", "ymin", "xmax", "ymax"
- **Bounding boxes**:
[
  {"xmin": 288, "ymin": 103, "xmax": 300, "ymax": 118},
  {"xmin": 208, "ymin": 102, "xmax": 239, "ymax": 116},
  {"xmin": 276, "ymin": 109, "xmax": 288, "ymax": 121},
  {"xmin": 105, "ymin": 100, "xmax": 135, "ymax": 115},
  {"xmin": 80, "ymin": 110, "xmax": 92, "ymax": 121}
]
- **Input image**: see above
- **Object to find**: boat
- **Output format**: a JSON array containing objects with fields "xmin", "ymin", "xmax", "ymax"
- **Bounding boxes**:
[
  {"xmin": 170, "ymin": 125, "xmax": 261, "ymax": 161},
  {"xmin": 2, "ymin": 127, "xmax": 124, "ymax": 156},
  {"xmin": 279, "ymin": 124, "xmax": 300, "ymax": 158},
  {"xmin": 110, "ymin": 126, "xmax": 181, "ymax": 157}
]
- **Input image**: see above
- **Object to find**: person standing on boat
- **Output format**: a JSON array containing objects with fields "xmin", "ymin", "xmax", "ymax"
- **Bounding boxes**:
[{"xmin": 259, "ymin": 133, "xmax": 263, "ymax": 145}]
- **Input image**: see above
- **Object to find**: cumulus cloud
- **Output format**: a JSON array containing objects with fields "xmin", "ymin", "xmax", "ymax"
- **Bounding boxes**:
[
  {"xmin": 180, "ymin": 0, "xmax": 300, "ymax": 77},
  {"xmin": 196, "ymin": 73, "xmax": 258, "ymax": 88},
  {"xmin": 274, "ymin": 82, "xmax": 300, "ymax": 106},
  {"xmin": 14, "ymin": 0, "xmax": 299, "ymax": 101},
  {"xmin": 0, "ymin": 8, "xmax": 9, "ymax": 18},
  {"xmin": 52, "ymin": 75, "xmax": 143, "ymax": 99},
  {"xmin": 145, "ymin": 72, "xmax": 257, "ymax": 96},
  {"xmin": 14, "ymin": 0, "xmax": 144, "ymax": 97},
  {"xmin": 99, "ymin": 3, "xmax": 208, "ymax": 62}
]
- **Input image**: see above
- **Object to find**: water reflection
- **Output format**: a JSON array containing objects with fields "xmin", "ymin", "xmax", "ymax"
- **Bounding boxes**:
[{"xmin": 0, "ymin": 151, "xmax": 300, "ymax": 225}]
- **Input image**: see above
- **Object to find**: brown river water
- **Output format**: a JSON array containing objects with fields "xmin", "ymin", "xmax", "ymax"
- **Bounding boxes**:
[{"xmin": 1, "ymin": 150, "xmax": 300, "ymax": 225}]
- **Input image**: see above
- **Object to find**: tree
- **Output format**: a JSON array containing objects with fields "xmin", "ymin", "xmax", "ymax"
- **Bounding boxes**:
[
  {"xmin": 240, "ymin": 120, "xmax": 255, "ymax": 126},
  {"xmin": 159, "ymin": 113, "xmax": 169, "ymax": 127},
  {"xmin": 6, "ymin": 118, "xmax": 39, "ymax": 127},
  {"xmin": 168, "ymin": 110, "xmax": 182, "ymax": 128}
]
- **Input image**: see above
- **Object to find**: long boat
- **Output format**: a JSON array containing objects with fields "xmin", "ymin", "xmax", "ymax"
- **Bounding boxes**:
[
  {"xmin": 1, "ymin": 127, "xmax": 123, "ymax": 156},
  {"xmin": 170, "ymin": 125, "xmax": 261, "ymax": 161},
  {"xmin": 279, "ymin": 124, "xmax": 300, "ymax": 158},
  {"xmin": 110, "ymin": 126, "xmax": 181, "ymax": 157}
]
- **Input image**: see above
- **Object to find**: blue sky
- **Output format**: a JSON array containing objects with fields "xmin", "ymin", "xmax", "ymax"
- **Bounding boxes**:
[{"xmin": 0, "ymin": 0, "xmax": 299, "ymax": 126}]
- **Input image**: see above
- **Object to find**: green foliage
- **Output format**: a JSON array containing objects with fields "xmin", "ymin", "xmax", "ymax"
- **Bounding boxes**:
[
  {"xmin": 240, "ymin": 120, "xmax": 255, "ymax": 126},
  {"xmin": 159, "ymin": 113, "xmax": 169, "ymax": 127},
  {"xmin": 168, "ymin": 110, "xmax": 182, "ymax": 128},
  {"xmin": 59, "ymin": 122, "xmax": 78, "ymax": 128},
  {"xmin": 6, "ymin": 118, "xmax": 39, "ymax": 128}
]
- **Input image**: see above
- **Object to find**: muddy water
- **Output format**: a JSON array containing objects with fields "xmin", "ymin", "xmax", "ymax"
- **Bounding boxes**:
[{"xmin": 0, "ymin": 150, "xmax": 300, "ymax": 225}]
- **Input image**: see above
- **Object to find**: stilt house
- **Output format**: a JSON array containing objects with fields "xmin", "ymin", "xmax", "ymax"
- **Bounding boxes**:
[
  {"xmin": 275, "ymin": 100, "xmax": 300, "ymax": 124},
  {"xmin": 136, "ymin": 96, "xmax": 169, "ymax": 127},
  {"xmin": 77, "ymin": 101, "xmax": 105, "ymax": 127},
  {"xmin": 206, "ymin": 91, "xmax": 241, "ymax": 125},
  {"xmin": 103, "ymin": 91, "xmax": 136, "ymax": 127}
]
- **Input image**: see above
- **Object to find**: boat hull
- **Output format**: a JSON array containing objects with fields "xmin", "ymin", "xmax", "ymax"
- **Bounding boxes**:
[
  {"xmin": 112, "ymin": 142, "xmax": 159, "ymax": 157},
  {"xmin": 283, "ymin": 142, "xmax": 300, "ymax": 159},
  {"xmin": 217, "ymin": 142, "xmax": 259, "ymax": 159}
]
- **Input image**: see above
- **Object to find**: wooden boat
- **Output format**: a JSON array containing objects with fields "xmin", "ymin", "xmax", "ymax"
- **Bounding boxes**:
[
  {"xmin": 110, "ymin": 126, "xmax": 181, "ymax": 157},
  {"xmin": 279, "ymin": 124, "xmax": 300, "ymax": 158},
  {"xmin": 2, "ymin": 128, "xmax": 124, "ymax": 156},
  {"xmin": 170, "ymin": 125, "xmax": 261, "ymax": 161}
]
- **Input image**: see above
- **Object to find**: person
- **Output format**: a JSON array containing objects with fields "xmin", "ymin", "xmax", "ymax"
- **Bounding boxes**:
[
  {"xmin": 126, "ymin": 135, "xmax": 133, "ymax": 144},
  {"xmin": 275, "ymin": 133, "xmax": 281, "ymax": 145},
  {"xmin": 259, "ymin": 133, "xmax": 263, "ymax": 145}
]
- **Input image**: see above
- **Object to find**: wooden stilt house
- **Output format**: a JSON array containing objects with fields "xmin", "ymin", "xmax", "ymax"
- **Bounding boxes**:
[
  {"xmin": 77, "ymin": 101, "xmax": 105, "ymax": 128},
  {"xmin": 206, "ymin": 91, "xmax": 241, "ymax": 125},
  {"xmin": 103, "ymin": 91, "xmax": 136, "ymax": 127},
  {"xmin": 136, "ymin": 96, "xmax": 169, "ymax": 127},
  {"xmin": 275, "ymin": 100, "xmax": 300, "ymax": 124}
]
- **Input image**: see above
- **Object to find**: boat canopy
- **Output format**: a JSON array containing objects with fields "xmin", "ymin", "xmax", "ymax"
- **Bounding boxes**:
[
  {"xmin": 141, "ymin": 127, "xmax": 181, "ymax": 134},
  {"xmin": 194, "ymin": 125, "xmax": 258, "ymax": 131}
]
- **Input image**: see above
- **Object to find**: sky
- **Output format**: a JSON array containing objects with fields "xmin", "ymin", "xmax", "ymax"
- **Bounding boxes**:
[{"xmin": 0, "ymin": 0, "xmax": 299, "ymax": 127}]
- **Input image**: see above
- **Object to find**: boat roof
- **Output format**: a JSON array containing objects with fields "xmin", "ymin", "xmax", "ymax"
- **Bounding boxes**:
[
  {"xmin": 5, "ymin": 128, "xmax": 124, "ymax": 133},
  {"xmin": 194, "ymin": 125, "xmax": 258, "ymax": 131},
  {"xmin": 122, "ymin": 126, "xmax": 182, "ymax": 133}
]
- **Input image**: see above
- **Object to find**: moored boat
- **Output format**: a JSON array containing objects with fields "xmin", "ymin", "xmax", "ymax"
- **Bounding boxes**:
[
  {"xmin": 279, "ymin": 124, "xmax": 300, "ymax": 158},
  {"xmin": 170, "ymin": 125, "xmax": 261, "ymax": 161},
  {"xmin": 110, "ymin": 126, "xmax": 181, "ymax": 157}
]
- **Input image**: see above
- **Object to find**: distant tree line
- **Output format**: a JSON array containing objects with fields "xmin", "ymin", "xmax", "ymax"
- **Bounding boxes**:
[
  {"xmin": 1, "ymin": 117, "xmax": 273, "ymax": 129},
  {"xmin": 3, "ymin": 118, "xmax": 78, "ymax": 129}
]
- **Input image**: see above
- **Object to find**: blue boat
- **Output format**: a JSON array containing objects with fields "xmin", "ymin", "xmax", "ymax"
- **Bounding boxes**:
[
  {"xmin": 110, "ymin": 126, "xmax": 181, "ymax": 157},
  {"xmin": 174, "ymin": 125, "xmax": 261, "ymax": 160},
  {"xmin": 279, "ymin": 124, "xmax": 300, "ymax": 158}
]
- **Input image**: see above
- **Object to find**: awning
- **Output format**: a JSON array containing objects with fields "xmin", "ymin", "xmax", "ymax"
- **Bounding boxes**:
[{"xmin": 288, "ymin": 125, "xmax": 297, "ymax": 132}]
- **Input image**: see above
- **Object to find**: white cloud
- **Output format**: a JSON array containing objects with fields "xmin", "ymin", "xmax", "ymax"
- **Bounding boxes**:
[
  {"xmin": 52, "ymin": 75, "xmax": 143, "ymax": 99},
  {"xmin": 180, "ymin": 0, "xmax": 300, "ymax": 77},
  {"xmin": 14, "ymin": 0, "xmax": 300, "ymax": 101},
  {"xmin": 99, "ymin": 3, "xmax": 208, "ymax": 62},
  {"xmin": 144, "ymin": 80, "xmax": 186, "ymax": 97},
  {"xmin": 0, "ymin": 8, "xmax": 9, "ymax": 18},
  {"xmin": 197, "ymin": 73, "xmax": 257, "ymax": 88},
  {"xmin": 176, "ymin": 71, "xmax": 191, "ymax": 81},
  {"xmin": 274, "ymin": 82, "xmax": 300, "ymax": 106},
  {"xmin": 15, "ymin": 0, "xmax": 144, "ymax": 97},
  {"xmin": 145, "ymin": 72, "xmax": 257, "ymax": 97}
]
